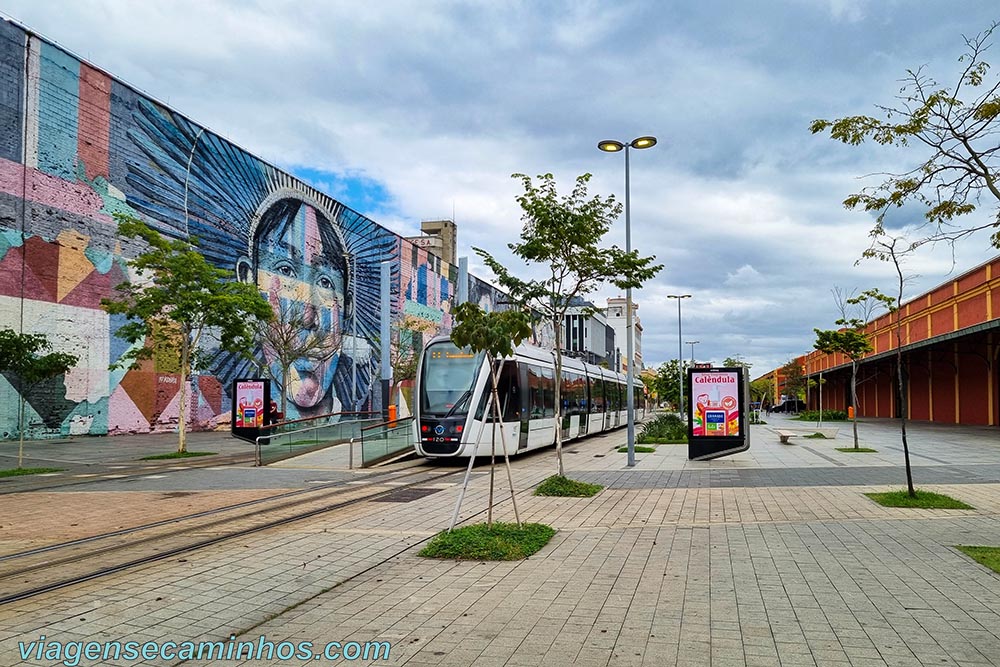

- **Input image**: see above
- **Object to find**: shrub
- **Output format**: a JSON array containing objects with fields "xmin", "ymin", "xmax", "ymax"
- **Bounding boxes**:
[
  {"xmin": 534, "ymin": 475, "xmax": 603, "ymax": 497},
  {"xmin": 419, "ymin": 522, "xmax": 556, "ymax": 560},
  {"xmin": 638, "ymin": 413, "xmax": 687, "ymax": 443},
  {"xmin": 797, "ymin": 409, "xmax": 848, "ymax": 421}
]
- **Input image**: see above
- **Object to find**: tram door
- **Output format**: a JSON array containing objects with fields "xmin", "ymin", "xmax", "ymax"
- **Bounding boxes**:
[{"xmin": 518, "ymin": 363, "xmax": 530, "ymax": 450}]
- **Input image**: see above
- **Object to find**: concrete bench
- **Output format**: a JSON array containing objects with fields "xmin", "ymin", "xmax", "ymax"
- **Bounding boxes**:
[{"xmin": 776, "ymin": 430, "xmax": 797, "ymax": 444}]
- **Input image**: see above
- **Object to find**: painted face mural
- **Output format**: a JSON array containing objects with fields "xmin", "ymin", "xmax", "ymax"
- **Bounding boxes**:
[{"xmin": 249, "ymin": 199, "xmax": 349, "ymax": 417}]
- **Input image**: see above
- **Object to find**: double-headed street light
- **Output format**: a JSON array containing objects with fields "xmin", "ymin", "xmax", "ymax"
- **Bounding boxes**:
[
  {"xmin": 667, "ymin": 294, "xmax": 692, "ymax": 416},
  {"xmin": 598, "ymin": 135, "xmax": 657, "ymax": 467},
  {"xmin": 686, "ymin": 340, "xmax": 699, "ymax": 364}
]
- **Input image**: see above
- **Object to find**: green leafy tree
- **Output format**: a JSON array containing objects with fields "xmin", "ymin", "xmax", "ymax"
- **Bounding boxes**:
[
  {"xmin": 0, "ymin": 329, "xmax": 78, "ymax": 468},
  {"xmin": 474, "ymin": 173, "xmax": 663, "ymax": 476},
  {"xmin": 257, "ymin": 301, "xmax": 340, "ymax": 419},
  {"xmin": 639, "ymin": 368, "xmax": 658, "ymax": 406},
  {"xmin": 390, "ymin": 315, "xmax": 436, "ymax": 412},
  {"xmin": 448, "ymin": 302, "xmax": 532, "ymax": 529},
  {"xmin": 654, "ymin": 359, "xmax": 684, "ymax": 410},
  {"xmin": 749, "ymin": 378, "xmax": 773, "ymax": 405},
  {"xmin": 811, "ymin": 22, "xmax": 1000, "ymax": 249},
  {"xmin": 780, "ymin": 359, "xmax": 806, "ymax": 409},
  {"xmin": 723, "ymin": 357, "xmax": 751, "ymax": 372},
  {"xmin": 862, "ymin": 236, "xmax": 917, "ymax": 496},
  {"xmin": 813, "ymin": 288, "xmax": 890, "ymax": 449},
  {"xmin": 101, "ymin": 215, "xmax": 273, "ymax": 453}
]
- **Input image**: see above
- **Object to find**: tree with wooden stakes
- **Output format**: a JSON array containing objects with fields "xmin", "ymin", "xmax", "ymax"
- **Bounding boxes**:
[
  {"xmin": 446, "ymin": 302, "xmax": 532, "ymax": 531},
  {"xmin": 474, "ymin": 172, "xmax": 662, "ymax": 478}
]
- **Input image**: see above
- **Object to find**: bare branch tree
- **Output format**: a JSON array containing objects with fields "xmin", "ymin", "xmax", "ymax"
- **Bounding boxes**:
[{"xmin": 258, "ymin": 301, "xmax": 341, "ymax": 418}]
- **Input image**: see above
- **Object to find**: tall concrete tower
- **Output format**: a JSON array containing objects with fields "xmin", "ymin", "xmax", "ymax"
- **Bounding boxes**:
[{"xmin": 418, "ymin": 219, "xmax": 457, "ymax": 266}]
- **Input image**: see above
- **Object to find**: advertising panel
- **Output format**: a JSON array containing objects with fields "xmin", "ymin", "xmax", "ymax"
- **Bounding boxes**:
[
  {"xmin": 687, "ymin": 367, "xmax": 749, "ymax": 460},
  {"xmin": 231, "ymin": 378, "xmax": 271, "ymax": 443}
]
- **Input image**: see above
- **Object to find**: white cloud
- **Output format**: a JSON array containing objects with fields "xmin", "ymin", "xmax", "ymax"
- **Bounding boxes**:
[{"xmin": 3, "ymin": 0, "xmax": 998, "ymax": 376}]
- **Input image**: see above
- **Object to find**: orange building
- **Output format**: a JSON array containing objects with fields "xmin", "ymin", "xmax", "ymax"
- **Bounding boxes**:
[{"xmin": 760, "ymin": 255, "xmax": 1000, "ymax": 426}]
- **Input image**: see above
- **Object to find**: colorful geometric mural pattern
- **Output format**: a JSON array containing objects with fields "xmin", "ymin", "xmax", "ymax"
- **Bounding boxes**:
[{"xmin": 0, "ymin": 22, "xmax": 506, "ymax": 439}]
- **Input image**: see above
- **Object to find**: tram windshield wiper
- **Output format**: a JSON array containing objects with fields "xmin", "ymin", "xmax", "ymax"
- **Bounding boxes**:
[{"xmin": 444, "ymin": 389, "xmax": 472, "ymax": 418}]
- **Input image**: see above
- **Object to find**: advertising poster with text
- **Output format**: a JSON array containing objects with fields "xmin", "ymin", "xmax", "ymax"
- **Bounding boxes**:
[
  {"xmin": 235, "ymin": 380, "xmax": 266, "ymax": 428},
  {"xmin": 690, "ymin": 371, "xmax": 740, "ymax": 437}
]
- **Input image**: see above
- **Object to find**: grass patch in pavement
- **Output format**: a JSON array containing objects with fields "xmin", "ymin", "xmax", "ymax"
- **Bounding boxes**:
[
  {"xmin": 865, "ymin": 489, "xmax": 973, "ymax": 509},
  {"xmin": 419, "ymin": 522, "xmax": 556, "ymax": 560},
  {"xmin": 0, "ymin": 467, "xmax": 64, "ymax": 477},
  {"xmin": 804, "ymin": 433, "xmax": 827, "ymax": 439},
  {"xmin": 534, "ymin": 475, "xmax": 603, "ymax": 497},
  {"xmin": 836, "ymin": 447, "xmax": 878, "ymax": 453},
  {"xmin": 139, "ymin": 451, "xmax": 216, "ymax": 460},
  {"xmin": 618, "ymin": 445, "xmax": 657, "ymax": 453},
  {"xmin": 955, "ymin": 546, "xmax": 1000, "ymax": 575}
]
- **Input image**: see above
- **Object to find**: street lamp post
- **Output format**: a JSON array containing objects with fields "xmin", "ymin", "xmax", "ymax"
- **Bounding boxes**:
[
  {"xmin": 686, "ymin": 340, "xmax": 699, "ymax": 365},
  {"xmin": 598, "ymin": 135, "xmax": 657, "ymax": 468},
  {"xmin": 667, "ymin": 294, "xmax": 691, "ymax": 417}
]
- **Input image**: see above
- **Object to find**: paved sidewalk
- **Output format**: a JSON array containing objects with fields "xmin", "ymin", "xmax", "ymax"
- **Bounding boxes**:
[{"xmin": 1, "ymin": 418, "xmax": 999, "ymax": 666}]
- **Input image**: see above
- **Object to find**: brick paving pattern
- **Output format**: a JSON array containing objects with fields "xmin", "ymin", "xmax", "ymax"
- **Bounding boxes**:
[{"xmin": 0, "ymin": 416, "xmax": 999, "ymax": 666}]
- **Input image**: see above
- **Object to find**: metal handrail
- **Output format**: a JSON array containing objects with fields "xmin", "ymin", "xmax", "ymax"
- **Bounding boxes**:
[
  {"xmin": 358, "ymin": 417, "xmax": 417, "ymax": 468},
  {"xmin": 360, "ymin": 416, "xmax": 415, "ymax": 432},
  {"xmin": 258, "ymin": 410, "xmax": 380, "ymax": 432},
  {"xmin": 253, "ymin": 416, "xmax": 380, "ymax": 466}
]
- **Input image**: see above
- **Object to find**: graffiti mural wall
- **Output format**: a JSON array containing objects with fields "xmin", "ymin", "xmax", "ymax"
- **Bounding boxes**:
[{"xmin": 0, "ymin": 21, "xmax": 505, "ymax": 439}]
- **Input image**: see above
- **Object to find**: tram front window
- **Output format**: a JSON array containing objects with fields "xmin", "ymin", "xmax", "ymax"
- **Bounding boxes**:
[{"xmin": 420, "ymin": 342, "xmax": 484, "ymax": 417}]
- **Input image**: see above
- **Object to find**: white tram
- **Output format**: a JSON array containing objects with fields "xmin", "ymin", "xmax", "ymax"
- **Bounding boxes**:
[{"xmin": 414, "ymin": 336, "xmax": 645, "ymax": 458}]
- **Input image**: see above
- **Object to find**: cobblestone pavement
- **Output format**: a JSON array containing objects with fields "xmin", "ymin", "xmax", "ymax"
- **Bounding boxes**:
[{"xmin": 1, "ymin": 417, "xmax": 999, "ymax": 666}]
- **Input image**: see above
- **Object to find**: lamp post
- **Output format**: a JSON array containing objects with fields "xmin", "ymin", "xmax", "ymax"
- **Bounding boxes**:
[
  {"xmin": 598, "ymin": 135, "xmax": 657, "ymax": 467},
  {"xmin": 686, "ymin": 340, "xmax": 699, "ymax": 365},
  {"xmin": 344, "ymin": 251, "xmax": 358, "ymax": 413},
  {"xmin": 667, "ymin": 294, "xmax": 691, "ymax": 416}
]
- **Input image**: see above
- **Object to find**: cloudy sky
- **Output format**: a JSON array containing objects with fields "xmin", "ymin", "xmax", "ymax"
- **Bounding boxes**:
[{"xmin": 4, "ymin": 1, "xmax": 999, "ymax": 375}]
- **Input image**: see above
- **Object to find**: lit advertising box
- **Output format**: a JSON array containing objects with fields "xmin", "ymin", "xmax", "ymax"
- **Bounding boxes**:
[
  {"xmin": 231, "ymin": 378, "xmax": 271, "ymax": 443},
  {"xmin": 687, "ymin": 367, "xmax": 749, "ymax": 460}
]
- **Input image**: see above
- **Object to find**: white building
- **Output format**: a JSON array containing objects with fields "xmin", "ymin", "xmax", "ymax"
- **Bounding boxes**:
[{"xmin": 605, "ymin": 297, "xmax": 643, "ymax": 374}]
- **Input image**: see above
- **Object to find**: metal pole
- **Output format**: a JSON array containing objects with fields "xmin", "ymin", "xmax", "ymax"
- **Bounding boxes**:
[
  {"xmin": 677, "ymin": 297, "xmax": 683, "ymax": 418},
  {"xmin": 624, "ymin": 145, "xmax": 636, "ymax": 468},
  {"xmin": 380, "ymin": 261, "xmax": 391, "ymax": 417},
  {"xmin": 348, "ymin": 253, "xmax": 357, "ymax": 412}
]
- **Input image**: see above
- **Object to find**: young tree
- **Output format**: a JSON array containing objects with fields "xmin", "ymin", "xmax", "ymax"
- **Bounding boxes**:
[
  {"xmin": 749, "ymin": 378, "xmax": 773, "ymax": 406},
  {"xmin": 448, "ymin": 302, "xmax": 532, "ymax": 529},
  {"xmin": 862, "ymin": 235, "xmax": 918, "ymax": 496},
  {"xmin": 813, "ymin": 288, "xmax": 888, "ymax": 449},
  {"xmin": 810, "ymin": 22, "xmax": 1000, "ymax": 249},
  {"xmin": 779, "ymin": 359, "xmax": 806, "ymax": 410},
  {"xmin": 654, "ymin": 359, "xmax": 684, "ymax": 409},
  {"xmin": 0, "ymin": 329, "xmax": 78, "ymax": 468},
  {"xmin": 101, "ymin": 215, "xmax": 273, "ymax": 453},
  {"xmin": 723, "ymin": 357, "xmax": 751, "ymax": 372},
  {"xmin": 475, "ymin": 173, "xmax": 663, "ymax": 476},
  {"xmin": 389, "ymin": 315, "xmax": 436, "ymax": 411},
  {"xmin": 257, "ymin": 301, "xmax": 340, "ymax": 419}
]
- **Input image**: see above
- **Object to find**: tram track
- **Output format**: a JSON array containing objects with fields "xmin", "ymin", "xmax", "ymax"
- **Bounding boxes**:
[
  {"xmin": 0, "ymin": 465, "xmax": 460, "ymax": 606},
  {"xmin": 0, "ymin": 451, "xmax": 257, "ymax": 495}
]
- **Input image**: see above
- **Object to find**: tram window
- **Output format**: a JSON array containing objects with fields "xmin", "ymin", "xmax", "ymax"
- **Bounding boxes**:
[
  {"xmin": 476, "ymin": 361, "xmax": 520, "ymax": 421},
  {"xmin": 592, "ymin": 377, "xmax": 604, "ymax": 413},
  {"xmin": 527, "ymin": 365, "xmax": 545, "ymax": 418},
  {"xmin": 542, "ymin": 367, "xmax": 555, "ymax": 417},
  {"xmin": 561, "ymin": 373, "xmax": 573, "ymax": 415},
  {"xmin": 563, "ymin": 372, "xmax": 583, "ymax": 415},
  {"xmin": 420, "ymin": 343, "xmax": 484, "ymax": 416}
]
